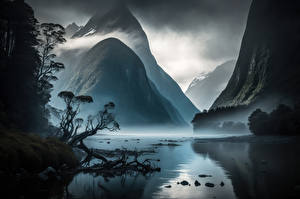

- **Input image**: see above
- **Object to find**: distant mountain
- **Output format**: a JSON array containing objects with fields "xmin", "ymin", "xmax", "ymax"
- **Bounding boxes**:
[
  {"xmin": 212, "ymin": 0, "xmax": 300, "ymax": 109},
  {"xmin": 185, "ymin": 60, "xmax": 236, "ymax": 110},
  {"xmin": 65, "ymin": 38, "xmax": 186, "ymax": 127},
  {"xmin": 65, "ymin": 22, "xmax": 81, "ymax": 38},
  {"xmin": 71, "ymin": 4, "xmax": 199, "ymax": 123}
]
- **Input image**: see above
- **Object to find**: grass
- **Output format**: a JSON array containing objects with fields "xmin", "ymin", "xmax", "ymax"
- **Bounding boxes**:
[{"xmin": 0, "ymin": 129, "xmax": 79, "ymax": 172}]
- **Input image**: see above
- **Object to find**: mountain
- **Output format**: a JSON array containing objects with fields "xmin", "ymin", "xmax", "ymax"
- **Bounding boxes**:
[
  {"xmin": 185, "ymin": 60, "xmax": 236, "ymax": 110},
  {"xmin": 211, "ymin": 0, "xmax": 300, "ymax": 109},
  {"xmin": 71, "ymin": 4, "xmax": 199, "ymax": 123},
  {"xmin": 65, "ymin": 38, "xmax": 186, "ymax": 127},
  {"xmin": 65, "ymin": 22, "xmax": 81, "ymax": 38}
]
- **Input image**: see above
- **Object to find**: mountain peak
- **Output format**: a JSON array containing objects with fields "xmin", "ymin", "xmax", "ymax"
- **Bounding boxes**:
[
  {"xmin": 65, "ymin": 22, "xmax": 81, "ymax": 37},
  {"xmin": 65, "ymin": 38, "xmax": 186, "ymax": 126},
  {"xmin": 72, "ymin": 4, "xmax": 140, "ymax": 38},
  {"xmin": 64, "ymin": 2, "xmax": 199, "ymax": 122},
  {"xmin": 186, "ymin": 60, "xmax": 236, "ymax": 110}
]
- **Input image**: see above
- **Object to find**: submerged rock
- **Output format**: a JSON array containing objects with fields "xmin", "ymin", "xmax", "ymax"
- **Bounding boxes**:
[
  {"xmin": 152, "ymin": 143, "xmax": 180, "ymax": 147},
  {"xmin": 199, "ymin": 174, "xmax": 212, "ymax": 178},
  {"xmin": 180, "ymin": 180, "xmax": 189, "ymax": 186},
  {"xmin": 205, "ymin": 183, "xmax": 215, "ymax": 187},
  {"xmin": 194, "ymin": 180, "xmax": 201, "ymax": 187},
  {"xmin": 220, "ymin": 181, "xmax": 225, "ymax": 186}
]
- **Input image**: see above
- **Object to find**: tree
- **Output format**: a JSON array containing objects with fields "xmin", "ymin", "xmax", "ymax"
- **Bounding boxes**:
[
  {"xmin": 36, "ymin": 23, "xmax": 65, "ymax": 83},
  {"xmin": 51, "ymin": 91, "xmax": 159, "ymax": 175},
  {"xmin": 248, "ymin": 109, "xmax": 270, "ymax": 135},
  {"xmin": 0, "ymin": 0, "xmax": 46, "ymax": 131},
  {"xmin": 55, "ymin": 91, "xmax": 119, "ymax": 144},
  {"xmin": 36, "ymin": 23, "xmax": 66, "ymax": 111}
]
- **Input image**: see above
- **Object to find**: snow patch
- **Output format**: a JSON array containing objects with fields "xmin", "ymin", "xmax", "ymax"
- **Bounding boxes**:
[
  {"xmin": 187, "ymin": 73, "xmax": 208, "ymax": 90},
  {"xmin": 83, "ymin": 28, "xmax": 96, "ymax": 37}
]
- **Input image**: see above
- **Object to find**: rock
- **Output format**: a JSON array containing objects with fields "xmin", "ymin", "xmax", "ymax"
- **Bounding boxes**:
[
  {"xmin": 194, "ymin": 180, "xmax": 201, "ymax": 186},
  {"xmin": 199, "ymin": 174, "xmax": 212, "ymax": 178},
  {"xmin": 165, "ymin": 185, "xmax": 172, "ymax": 188},
  {"xmin": 167, "ymin": 140, "xmax": 178, "ymax": 142},
  {"xmin": 177, "ymin": 182, "xmax": 180, "ymax": 184},
  {"xmin": 205, "ymin": 182, "xmax": 215, "ymax": 187},
  {"xmin": 180, "ymin": 180, "xmax": 189, "ymax": 186},
  {"xmin": 107, "ymin": 141, "xmax": 110, "ymax": 144},
  {"xmin": 220, "ymin": 181, "xmax": 225, "ymax": 186}
]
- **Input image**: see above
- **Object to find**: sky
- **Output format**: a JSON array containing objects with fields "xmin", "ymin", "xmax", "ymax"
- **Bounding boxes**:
[{"xmin": 26, "ymin": 0, "xmax": 252, "ymax": 91}]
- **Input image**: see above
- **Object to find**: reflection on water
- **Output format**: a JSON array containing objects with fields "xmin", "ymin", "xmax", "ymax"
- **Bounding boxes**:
[
  {"xmin": 192, "ymin": 136, "xmax": 300, "ymax": 199},
  {"xmin": 66, "ymin": 133, "xmax": 300, "ymax": 199}
]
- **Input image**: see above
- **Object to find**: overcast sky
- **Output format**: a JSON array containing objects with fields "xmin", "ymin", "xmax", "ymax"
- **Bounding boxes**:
[{"xmin": 26, "ymin": 0, "xmax": 252, "ymax": 91}]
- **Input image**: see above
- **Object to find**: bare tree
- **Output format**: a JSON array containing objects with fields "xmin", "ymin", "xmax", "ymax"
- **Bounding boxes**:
[{"xmin": 53, "ymin": 91, "xmax": 159, "ymax": 175}]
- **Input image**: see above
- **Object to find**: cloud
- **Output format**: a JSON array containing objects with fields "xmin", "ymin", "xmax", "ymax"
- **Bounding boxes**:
[
  {"xmin": 54, "ymin": 31, "xmax": 137, "ymax": 56},
  {"xmin": 27, "ymin": 0, "xmax": 252, "ymax": 90}
]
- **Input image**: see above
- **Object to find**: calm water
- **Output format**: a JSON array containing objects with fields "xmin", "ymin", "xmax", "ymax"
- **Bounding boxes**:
[{"xmin": 66, "ymin": 132, "xmax": 300, "ymax": 199}]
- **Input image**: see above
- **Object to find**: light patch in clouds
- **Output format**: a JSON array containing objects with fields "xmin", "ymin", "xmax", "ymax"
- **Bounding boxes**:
[{"xmin": 143, "ymin": 27, "xmax": 229, "ymax": 91}]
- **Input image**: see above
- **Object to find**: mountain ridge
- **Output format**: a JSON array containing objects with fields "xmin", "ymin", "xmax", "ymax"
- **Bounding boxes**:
[
  {"xmin": 65, "ymin": 37, "xmax": 187, "ymax": 127},
  {"xmin": 211, "ymin": 0, "xmax": 300, "ymax": 109},
  {"xmin": 68, "ymin": 4, "xmax": 199, "ymax": 123},
  {"xmin": 186, "ymin": 60, "xmax": 236, "ymax": 110}
]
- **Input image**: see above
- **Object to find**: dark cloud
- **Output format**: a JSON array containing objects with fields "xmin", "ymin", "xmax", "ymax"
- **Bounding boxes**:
[
  {"xmin": 26, "ymin": 0, "xmax": 251, "ymax": 30},
  {"xmin": 25, "ymin": 0, "xmax": 252, "ymax": 89},
  {"xmin": 127, "ymin": 0, "xmax": 252, "ymax": 62},
  {"xmin": 128, "ymin": 0, "xmax": 251, "ymax": 31}
]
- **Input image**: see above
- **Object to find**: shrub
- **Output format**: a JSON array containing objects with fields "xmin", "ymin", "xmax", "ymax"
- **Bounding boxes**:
[{"xmin": 0, "ymin": 129, "xmax": 78, "ymax": 172}]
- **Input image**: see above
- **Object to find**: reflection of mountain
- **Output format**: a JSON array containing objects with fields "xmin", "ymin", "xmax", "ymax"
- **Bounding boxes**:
[
  {"xmin": 192, "ymin": 139, "xmax": 300, "ymax": 199},
  {"xmin": 70, "ymin": 4, "xmax": 199, "ymax": 122},
  {"xmin": 212, "ymin": 0, "xmax": 300, "ymax": 109},
  {"xmin": 186, "ymin": 60, "xmax": 235, "ymax": 110},
  {"xmin": 66, "ymin": 38, "xmax": 186, "ymax": 127}
]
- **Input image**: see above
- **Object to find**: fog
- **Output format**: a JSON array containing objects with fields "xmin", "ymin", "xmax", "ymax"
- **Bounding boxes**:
[{"xmin": 54, "ymin": 31, "xmax": 140, "ymax": 57}]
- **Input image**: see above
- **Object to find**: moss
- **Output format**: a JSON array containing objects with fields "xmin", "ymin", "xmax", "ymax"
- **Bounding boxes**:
[{"xmin": 0, "ymin": 129, "xmax": 79, "ymax": 172}]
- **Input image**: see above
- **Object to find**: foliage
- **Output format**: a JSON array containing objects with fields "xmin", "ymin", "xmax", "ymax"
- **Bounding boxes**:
[
  {"xmin": 248, "ymin": 104, "xmax": 300, "ymax": 135},
  {"xmin": 0, "ymin": 0, "xmax": 46, "ymax": 132},
  {"xmin": 36, "ymin": 23, "xmax": 66, "ymax": 109},
  {"xmin": 0, "ymin": 1, "xmax": 67, "ymax": 133},
  {"xmin": 0, "ymin": 129, "xmax": 78, "ymax": 172},
  {"xmin": 191, "ymin": 105, "xmax": 249, "ymax": 132},
  {"xmin": 53, "ymin": 91, "xmax": 119, "ymax": 144}
]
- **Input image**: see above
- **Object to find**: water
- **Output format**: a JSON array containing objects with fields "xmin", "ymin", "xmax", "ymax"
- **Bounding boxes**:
[{"xmin": 66, "ymin": 132, "xmax": 300, "ymax": 199}]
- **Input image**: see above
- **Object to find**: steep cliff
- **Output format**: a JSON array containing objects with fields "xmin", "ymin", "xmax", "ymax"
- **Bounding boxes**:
[{"xmin": 212, "ymin": 0, "xmax": 300, "ymax": 109}]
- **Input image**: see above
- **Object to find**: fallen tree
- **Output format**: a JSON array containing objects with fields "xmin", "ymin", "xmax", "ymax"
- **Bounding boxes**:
[{"xmin": 51, "ymin": 91, "xmax": 160, "ymax": 176}]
